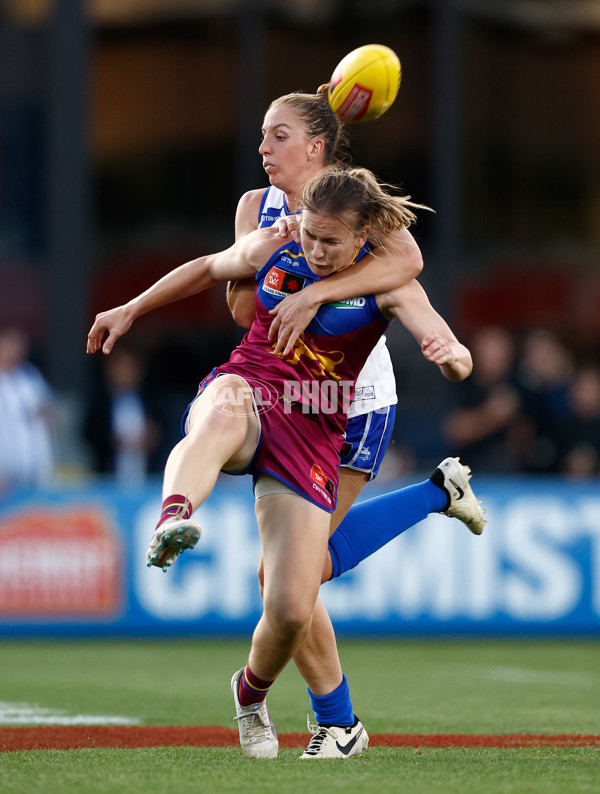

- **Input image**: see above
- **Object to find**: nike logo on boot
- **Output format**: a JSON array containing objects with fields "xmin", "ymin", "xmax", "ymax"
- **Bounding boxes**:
[
  {"xmin": 335, "ymin": 727, "xmax": 364, "ymax": 756},
  {"xmin": 449, "ymin": 478, "xmax": 464, "ymax": 500}
]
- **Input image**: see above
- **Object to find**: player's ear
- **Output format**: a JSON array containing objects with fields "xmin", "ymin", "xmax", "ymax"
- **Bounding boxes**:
[
  {"xmin": 356, "ymin": 225, "xmax": 370, "ymax": 247},
  {"xmin": 308, "ymin": 137, "xmax": 324, "ymax": 161}
]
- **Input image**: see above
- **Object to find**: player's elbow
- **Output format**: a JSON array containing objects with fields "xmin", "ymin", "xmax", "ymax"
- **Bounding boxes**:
[{"xmin": 408, "ymin": 247, "xmax": 423, "ymax": 280}]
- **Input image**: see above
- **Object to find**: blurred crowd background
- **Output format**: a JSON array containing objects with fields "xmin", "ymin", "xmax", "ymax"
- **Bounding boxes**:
[{"xmin": 1, "ymin": 0, "xmax": 600, "ymax": 494}]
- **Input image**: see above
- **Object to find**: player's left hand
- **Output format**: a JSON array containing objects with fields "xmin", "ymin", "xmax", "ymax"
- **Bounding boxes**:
[
  {"xmin": 421, "ymin": 332, "xmax": 458, "ymax": 366},
  {"xmin": 274, "ymin": 212, "xmax": 301, "ymax": 242}
]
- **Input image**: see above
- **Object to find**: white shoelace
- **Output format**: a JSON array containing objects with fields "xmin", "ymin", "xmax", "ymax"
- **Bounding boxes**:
[{"xmin": 235, "ymin": 704, "xmax": 271, "ymax": 740}]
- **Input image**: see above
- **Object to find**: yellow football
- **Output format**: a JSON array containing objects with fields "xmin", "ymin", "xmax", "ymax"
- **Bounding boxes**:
[{"xmin": 328, "ymin": 44, "xmax": 401, "ymax": 123}]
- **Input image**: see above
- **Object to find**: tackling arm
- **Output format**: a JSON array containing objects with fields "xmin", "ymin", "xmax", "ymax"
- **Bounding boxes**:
[
  {"xmin": 269, "ymin": 226, "xmax": 423, "ymax": 355},
  {"xmin": 226, "ymin": 189, "xmax": 264, "ymax": 329},
  {"xmin": 378, "ymin": 280, "xmax": 472, "ymax": 382}
]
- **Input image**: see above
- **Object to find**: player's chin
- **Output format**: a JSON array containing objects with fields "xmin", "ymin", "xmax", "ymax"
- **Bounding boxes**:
[
  {"xmin": 264, "ymin": 168, "xmax": 281, "ymax": 187},
  {"xmin": 308, "ymin": 263, "xmax": 333, "ymax": 276}
]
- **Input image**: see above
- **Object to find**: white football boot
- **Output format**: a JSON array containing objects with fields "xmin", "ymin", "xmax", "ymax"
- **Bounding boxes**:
[
  {"xmin": 430, "ymin": 456, "xmax": 486, "ymax": 535},
  {"xmin": 231, "ymin": 668, "xmax": 278, "ymax": 759},
  {"xmin": 300, "ymin": 716, "xmax": 369, "ymax": 759},
  {"xmin": 145, "ymin": 516, "xmax": 202, "ymax": 571}
]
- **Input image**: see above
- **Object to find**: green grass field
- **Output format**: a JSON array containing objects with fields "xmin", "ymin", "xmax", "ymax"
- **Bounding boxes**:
[{"xmin": 1, "ymin": 638, "xmax": 599, "ymax": 793}]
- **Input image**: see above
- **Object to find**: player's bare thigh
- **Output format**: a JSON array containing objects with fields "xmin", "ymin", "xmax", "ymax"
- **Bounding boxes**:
[
  {"xmin": 186, "ymin": 374, "xmax": 260, "ymax": 472},
  {"xmin": 256, "ymin": 468, "xmax": 370, "ymax": 587},
  {"xmin": 329, "ymin": 467, "xmax": 370, "ymax": 535},
  {"xmin": 255, "ymin": 490, "xmax": 330, "ymax": 627}
]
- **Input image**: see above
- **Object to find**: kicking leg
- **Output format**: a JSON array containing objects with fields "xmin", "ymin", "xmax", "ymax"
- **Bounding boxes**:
[{"xmin": 147, "ymin": 375, "xmax": 260, "ymax": 570}]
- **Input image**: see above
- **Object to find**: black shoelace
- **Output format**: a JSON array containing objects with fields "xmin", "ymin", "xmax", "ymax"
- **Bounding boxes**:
[{"xmin": 304, "ymin": 727, "xmax": 329, "ymax": 755}]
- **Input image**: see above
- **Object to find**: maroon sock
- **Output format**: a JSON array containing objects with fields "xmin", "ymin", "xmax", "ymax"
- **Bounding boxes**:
[
  {"xmin": 238, "ymin": 665, "xmax": 274, "ymax": 707},
  {"xmin": 155, "ymin": 494, "xmax": 192, "ymax": 530}
]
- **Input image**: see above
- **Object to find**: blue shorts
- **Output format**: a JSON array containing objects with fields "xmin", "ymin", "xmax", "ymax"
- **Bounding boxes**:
[{"xmin": 339, "ymin": 405, "xmax": 396, "ymax": 480}]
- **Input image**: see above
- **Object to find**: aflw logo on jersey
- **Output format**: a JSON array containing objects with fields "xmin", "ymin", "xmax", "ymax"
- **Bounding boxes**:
[{"xmin": 263, "ymin": 266, "xmax": 306, "ymax": 297}]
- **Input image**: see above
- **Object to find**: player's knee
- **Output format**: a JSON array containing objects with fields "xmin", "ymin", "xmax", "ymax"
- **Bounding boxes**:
[
  {"xmin": 257, "ymin": 559, "xmax": 265, "ymax": 596},
  {"xmin": 263, "ymin": 596, "xmax": 312, "ymax": 642}
]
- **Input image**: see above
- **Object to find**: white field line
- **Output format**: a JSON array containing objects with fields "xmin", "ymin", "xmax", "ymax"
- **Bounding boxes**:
[
  {"xmin": 486, "ymin": 666, "xmax": 599, "ymax": 686},
  {"xmin": 0, "ymin": 701, "xmax": 139, "ymax": 726},
  {"xmin": 436, "ymin": 664, "xmax": 599, "ymax": 687}
]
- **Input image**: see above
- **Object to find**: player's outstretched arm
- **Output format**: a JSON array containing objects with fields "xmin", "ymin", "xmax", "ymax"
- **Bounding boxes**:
[
  {"xmin": 87, "ymin": 228, "xmax": 278, "ymax": 355},
  {"xmin": 269, "ymin": 226, "xmax": 423, "ymax": 356},
  {"xmin": 378, "ymin": 279, "xmax": 472, "ymax": 381}
]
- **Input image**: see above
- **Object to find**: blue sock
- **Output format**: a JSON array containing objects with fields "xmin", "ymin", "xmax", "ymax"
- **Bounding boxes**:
[
  {"xmin": 328, "ymin": 479, "xmax": 448, "ymax": 579},
  {"xmin": 308, "ymin": 673, "xmax": 354, "ymax": 727}
]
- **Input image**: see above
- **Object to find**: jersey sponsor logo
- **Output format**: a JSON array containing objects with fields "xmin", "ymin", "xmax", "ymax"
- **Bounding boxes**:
[
  {"xmin": 328, "ymin": 297, "xmax": 367, "ymax": 308},
  {"xmin": 312, "ymin": 482, "xmax": 332, "ymax": 505},
  {"xmin": 259, "ymin": 212, "xmax": 281, "ymax": 225},
  {"xmin": 278, "ymin": 247, "xmax": 304, "ymax": 267},
  {"xmin": 353, "ymin": 385, "xmax": 376, "ymax": 401},
  {"xmin": 279, "ymin": 255, "xmax": 302, "ymax": 268},
  {"xmin": 263, "ymin": 266, "xmax": 306, "ymax": 297},
  {"xmin": 313, "ymin": 482, "xmax": 333, "ymax": 505},
  {"xmin": 310, "ymin": 464, "xmax": 335, "ymax": 499}
]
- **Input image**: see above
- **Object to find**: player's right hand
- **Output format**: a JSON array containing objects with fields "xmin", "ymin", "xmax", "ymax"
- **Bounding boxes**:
[{"xmin": 86, "ymin": 304, "xmax": 134, "ymax": 355}]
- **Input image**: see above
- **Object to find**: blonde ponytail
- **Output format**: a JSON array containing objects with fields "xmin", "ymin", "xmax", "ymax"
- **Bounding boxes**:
[{"xmin": 301, "ymin": 166, "xmax": 432, "ymax": 247}]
